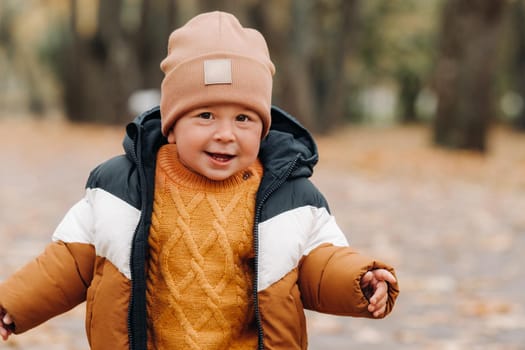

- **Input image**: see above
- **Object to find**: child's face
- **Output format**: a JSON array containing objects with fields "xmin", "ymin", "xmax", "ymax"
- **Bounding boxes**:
[{"xmin": 167, "ymin": 103, "xmax": 263, "ymax": 181}]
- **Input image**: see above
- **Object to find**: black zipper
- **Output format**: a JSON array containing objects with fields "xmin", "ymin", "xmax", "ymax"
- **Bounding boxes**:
[
  {"xmin": 127, "ymin": 115, "xmax": 165, "ymax": 350},
  {"xmin": 253, "ymin": 156, "xmax": 299, "ymax": 350},
  {"xmin": 127, "ymin": 124, "xmax": 149, "ymax": 350}
]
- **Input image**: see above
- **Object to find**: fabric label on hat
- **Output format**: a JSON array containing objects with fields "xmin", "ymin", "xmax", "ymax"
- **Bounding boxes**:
[{"xmin": 204, "ymin": 59, "xmax": 232, "ymax": 85}]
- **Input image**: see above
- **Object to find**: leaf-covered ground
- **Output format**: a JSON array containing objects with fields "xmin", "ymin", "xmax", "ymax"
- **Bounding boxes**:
[{"xmin": 1, "ymin": 119, "xmax": 524, "ymax": 349}]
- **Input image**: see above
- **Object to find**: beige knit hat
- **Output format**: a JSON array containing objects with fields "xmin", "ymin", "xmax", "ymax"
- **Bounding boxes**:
[{"xmin": 160, "ymin": 11, "xmax": 275, "ymax": 137}]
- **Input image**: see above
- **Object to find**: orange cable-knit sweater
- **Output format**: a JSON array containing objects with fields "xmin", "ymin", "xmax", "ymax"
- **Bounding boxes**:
[{"xmin": 146, "ymin": 144, "xmax": 263, "ymax": 349}]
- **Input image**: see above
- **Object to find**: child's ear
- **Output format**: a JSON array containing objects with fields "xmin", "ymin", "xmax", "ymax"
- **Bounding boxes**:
[{"xmin": 167, "ymin": 128, "xmax": 176, "ymax": 144}]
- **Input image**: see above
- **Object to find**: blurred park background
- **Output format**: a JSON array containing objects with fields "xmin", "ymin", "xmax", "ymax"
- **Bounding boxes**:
[
  {"xmin": 2, "ymin": 0, "xmax": 525, "ymax": 146},
  {"xmin": 1, "ymin": 0, "xmax": 525, "ymax": 349}
]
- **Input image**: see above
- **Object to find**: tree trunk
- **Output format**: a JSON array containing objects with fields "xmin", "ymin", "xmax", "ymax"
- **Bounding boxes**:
[
  {"xmin": 61, "ymin": 0, "xmax": 175, "ymax": 124},
  {"xmin": 510, "ymin": 0, "xmax": 525, "ymax": 130},
  {"xmin": 246, "ymin": 0, "xmax": 317, "ymax": 130},
  {"xmin": 397, "ymin": 68, "xmax": 421, "ymax": 123},
  {"xmin": 285, "ymin": 0, "xmax": 318, "ymax": 130},
  {"xmin": 314, "ymin": 0, "xmax": 359, "ymax": 133},
  {"xmin": 64, "ymin": 0, "xmax": 137, "ymax": 123},
  {"xmin": 249, "ymin": 0, "xmax": 359, "ymax": 133},
  {"xmin": 433, "ymin": 0, "xmax": 507, "ymax": 151}
]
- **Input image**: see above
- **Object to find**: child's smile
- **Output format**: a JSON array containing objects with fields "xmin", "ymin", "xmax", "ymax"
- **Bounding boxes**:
[{"xmin": 206, "ymin": 152, "xmax": 235, "ymax": 163}]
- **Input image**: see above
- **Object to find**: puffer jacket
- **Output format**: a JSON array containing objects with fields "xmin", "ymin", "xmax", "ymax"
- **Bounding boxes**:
[{"xmin": 0, "ymin": 106, "xmax": 399, "ymax": 349}]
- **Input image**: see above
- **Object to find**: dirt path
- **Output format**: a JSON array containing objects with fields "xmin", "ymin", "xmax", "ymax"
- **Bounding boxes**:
[{"xmin": 1, "ymin": 119, "xmax": 524, "ymax": 349}]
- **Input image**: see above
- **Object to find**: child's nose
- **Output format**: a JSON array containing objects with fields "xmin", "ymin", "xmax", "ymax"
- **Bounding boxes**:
[{"xmin": 213, "ymin": 120, "xmax": 235, "ymax": 141}]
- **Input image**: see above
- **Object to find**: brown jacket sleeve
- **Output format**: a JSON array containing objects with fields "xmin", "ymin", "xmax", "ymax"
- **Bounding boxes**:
[
  {"xmin": 298, "ymin": 243, "xmax": 399, "ymax": 318},
  {"xmin": 0, "ymin": 241, "xmax": 95, "ymax": 333}
]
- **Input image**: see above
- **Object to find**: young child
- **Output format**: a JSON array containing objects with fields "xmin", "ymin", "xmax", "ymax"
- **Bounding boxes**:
[{"xmin": 0, "ymin": 11, "xmax": 399, "ymax": 349}]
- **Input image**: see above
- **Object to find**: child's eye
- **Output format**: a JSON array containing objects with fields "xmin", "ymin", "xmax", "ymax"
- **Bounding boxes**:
[
  {"xmin": 199, "ymin": 112, "xmax": 212, "ymax": 119},
  {"xmin": 236, "ymin": 114, "xmax": 249, "ymax": 122}
]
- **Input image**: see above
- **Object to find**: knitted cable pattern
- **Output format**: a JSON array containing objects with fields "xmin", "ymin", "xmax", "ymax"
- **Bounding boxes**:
[{"xmin": 147, "ymin": 144, "xmax": 262, "ymax": 349}]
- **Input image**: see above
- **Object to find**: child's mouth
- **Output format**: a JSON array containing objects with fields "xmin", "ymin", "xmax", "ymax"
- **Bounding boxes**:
[{"xmin": 206, "ymin": 152, "xmax": 234, "ymax": 162}]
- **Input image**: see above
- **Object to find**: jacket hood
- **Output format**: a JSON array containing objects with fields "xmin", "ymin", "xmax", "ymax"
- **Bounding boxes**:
[
  {"xmin": 123, "ymin": 105, "xmax": 318, "ymax": 179},
  {"xmin": 123, "ymin": 106, "xmax": 165, "ymax": 165},
  {"xmin": 259, "ymin": 106, "xmax": 318, "ymax": 180}
]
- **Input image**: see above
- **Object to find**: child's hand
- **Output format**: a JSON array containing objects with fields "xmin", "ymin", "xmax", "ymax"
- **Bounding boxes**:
[
  {"xmin": 0, "ymin": 311, "xmax": 13, "ymax": 341},
  {"xmin": 360, "ymin": 269, "xmax": 397, "ymax": 318}
]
